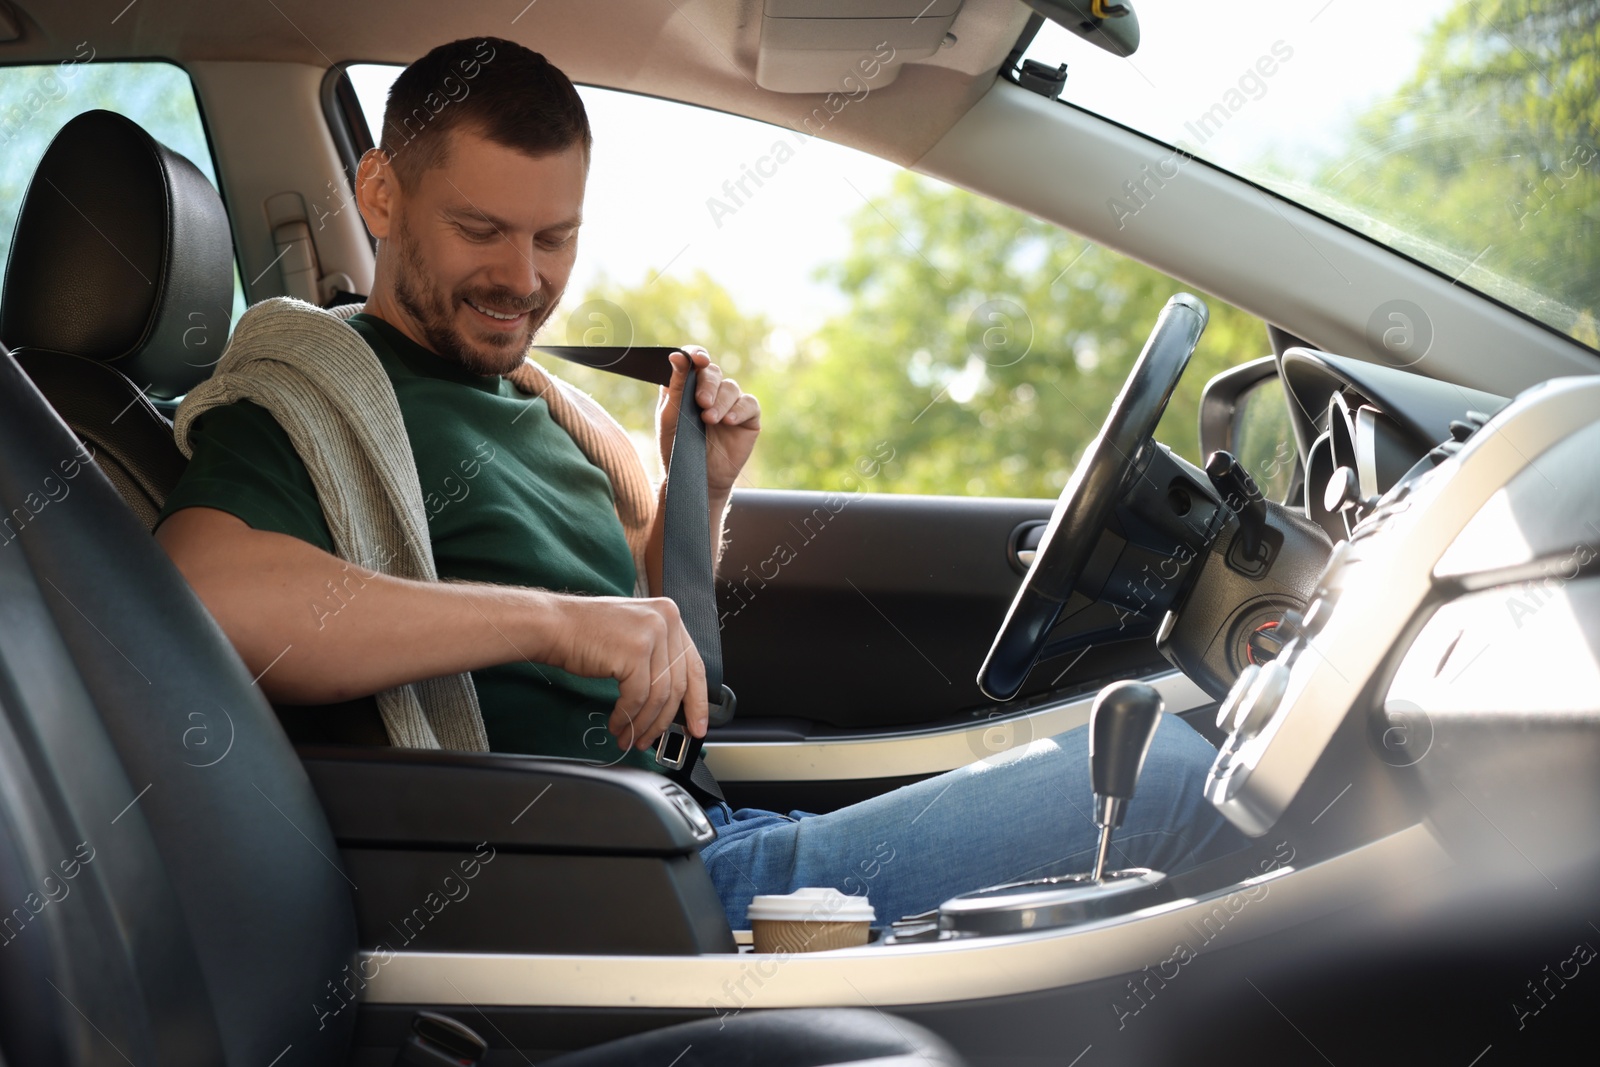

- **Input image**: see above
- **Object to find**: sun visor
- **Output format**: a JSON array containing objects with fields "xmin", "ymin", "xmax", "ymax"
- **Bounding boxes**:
[{"xmin": 755, "ymin": 0, "xmax": 963, "ymax": 93}]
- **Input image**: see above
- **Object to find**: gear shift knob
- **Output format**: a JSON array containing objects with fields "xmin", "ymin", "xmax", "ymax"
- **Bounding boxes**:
[{"xmin": 1088, "ymin": 680, "xmax": 1165, "ymax": 880}]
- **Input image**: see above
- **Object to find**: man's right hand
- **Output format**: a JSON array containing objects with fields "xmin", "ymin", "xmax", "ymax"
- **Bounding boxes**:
[{"xmin": 549, "ymin": 596, "xmax": 709, "ymax": 751}]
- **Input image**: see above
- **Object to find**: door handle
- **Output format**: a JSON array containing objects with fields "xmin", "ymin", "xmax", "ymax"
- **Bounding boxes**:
[{"xmin": 1008, "ymin": 520, "xmax": 1049, "ymax": 574}]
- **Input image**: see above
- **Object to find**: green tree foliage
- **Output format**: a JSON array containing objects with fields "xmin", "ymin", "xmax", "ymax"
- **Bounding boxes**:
[
  {"xmin": 573, "ymin": 173, "xmax": 1266, "ymax": 498},
  {"xmin": 1317, "ymin": 0, "xmax": 1599, "ymax": 345}
]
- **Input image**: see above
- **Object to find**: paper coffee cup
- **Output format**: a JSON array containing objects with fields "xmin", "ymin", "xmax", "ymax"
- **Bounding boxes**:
[{"xmin": 747, "ymin": 887, "xmax": 875, "ymax": 953}]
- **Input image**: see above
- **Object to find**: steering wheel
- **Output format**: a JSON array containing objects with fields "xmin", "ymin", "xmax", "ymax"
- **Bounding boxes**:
[{"xmin": 978, "ymin": 293, "xmax": 1209, "ymax": 701}]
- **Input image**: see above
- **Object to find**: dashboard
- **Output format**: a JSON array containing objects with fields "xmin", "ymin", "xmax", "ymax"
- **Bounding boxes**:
[{"xmin": 1205, "ymin": 351, "xmax": 1600, "ymax": 874}]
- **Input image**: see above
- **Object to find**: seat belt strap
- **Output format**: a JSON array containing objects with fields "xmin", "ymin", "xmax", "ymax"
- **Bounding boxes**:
[{"xmin": 535, "ymin": 346, "xmax": 730, "ymax": 806}]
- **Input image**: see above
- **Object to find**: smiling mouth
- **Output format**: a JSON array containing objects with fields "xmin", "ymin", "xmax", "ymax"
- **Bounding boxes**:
[{"xmin": 465, "ymin": 298, "xmax": 528, "ymax": 322}]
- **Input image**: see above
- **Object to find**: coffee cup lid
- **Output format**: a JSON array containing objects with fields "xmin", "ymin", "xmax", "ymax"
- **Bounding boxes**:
[{"xmin": 746, "ymin": 887, "xmax": 875, "ymax": 923}]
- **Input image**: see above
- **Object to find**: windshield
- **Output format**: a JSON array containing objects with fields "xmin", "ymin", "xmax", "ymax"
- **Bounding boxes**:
[{"xmin": 1020, "ymin": 0, "xmax": 1599, "ymax": 352}]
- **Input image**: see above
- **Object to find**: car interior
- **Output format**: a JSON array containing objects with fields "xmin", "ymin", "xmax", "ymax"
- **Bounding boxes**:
[{"xmin": 0, "ymin": 1, "xmax": 1596, "ymax": 1065}]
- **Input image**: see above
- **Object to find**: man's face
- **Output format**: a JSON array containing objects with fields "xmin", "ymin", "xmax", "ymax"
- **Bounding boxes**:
[{"xmin": 378, "ymin": 127, "xmax": 586, "ymax": 375}]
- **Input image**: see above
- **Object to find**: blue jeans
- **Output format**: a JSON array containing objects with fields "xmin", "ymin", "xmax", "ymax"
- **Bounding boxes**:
[{"xmin": 698, "ymin": 714, "xmax": 1241, "ymax": 930}]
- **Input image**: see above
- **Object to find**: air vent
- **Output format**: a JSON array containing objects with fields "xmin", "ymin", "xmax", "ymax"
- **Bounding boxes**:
[{"xmin": 1427, "ymin": 408, "xmax": 1493, "ymax": 464}]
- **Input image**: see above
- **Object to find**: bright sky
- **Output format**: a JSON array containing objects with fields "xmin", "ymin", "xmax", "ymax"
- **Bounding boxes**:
[
  {"xmin": 1025, "ymin": 0, "xmax": 1457, "ymax": 173},
  {"xmin": 348, "ymin": 0, "xmax": 1455, "ymax": 332}
]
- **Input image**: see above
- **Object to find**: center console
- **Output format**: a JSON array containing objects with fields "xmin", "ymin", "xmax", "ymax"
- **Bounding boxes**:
[{"xmin": 301, "ymin": 745, "xmax": 736, "ymax": 956}]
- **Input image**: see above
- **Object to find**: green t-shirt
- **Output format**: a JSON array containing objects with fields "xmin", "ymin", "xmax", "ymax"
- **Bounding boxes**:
[{"xmin": 159, "ymin": 312, "xmax": 660, "ymax": 772}]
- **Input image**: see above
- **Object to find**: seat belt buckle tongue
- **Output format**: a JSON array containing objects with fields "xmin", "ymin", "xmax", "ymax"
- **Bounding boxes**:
[
  {"xmin": 655, "ymin": 720, "xmax": 692, "ymax": 770},
  {"xmin": 653, "ymin": 685, "xmax": 736, "ymax": 768}
]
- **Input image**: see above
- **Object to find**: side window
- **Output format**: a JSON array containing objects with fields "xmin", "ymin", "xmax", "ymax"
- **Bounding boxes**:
[
  {"xmin": 346, "ymin": 67, "xmax": 1269, "ymax": 495},
  {"xmin": 0, "ymin": 57, "xmax": 245, "ymax": 325}
]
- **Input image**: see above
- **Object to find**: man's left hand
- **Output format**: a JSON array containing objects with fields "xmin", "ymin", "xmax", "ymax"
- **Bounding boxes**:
[{"xmin": 658, "ymin": 346, "xmax": 761, "ymax": 499}]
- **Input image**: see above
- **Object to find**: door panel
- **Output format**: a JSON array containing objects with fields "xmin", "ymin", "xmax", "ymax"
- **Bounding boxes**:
[{"xmin": 716, "ymin": 489, "xmax": 1172, "ymax": 736}]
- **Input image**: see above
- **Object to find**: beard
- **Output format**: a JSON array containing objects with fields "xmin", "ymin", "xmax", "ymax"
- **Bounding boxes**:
[{"xmin": 390, "ymin": 211, "xmax": 556, "ymax": 376}]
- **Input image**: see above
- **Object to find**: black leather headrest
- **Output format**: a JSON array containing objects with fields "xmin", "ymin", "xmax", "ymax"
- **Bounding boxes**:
[{"xmin": 1, "ymin": 109, "xmax": 235, "ymax": 399}]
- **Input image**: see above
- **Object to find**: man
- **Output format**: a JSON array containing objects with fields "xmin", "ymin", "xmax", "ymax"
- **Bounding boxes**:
[{"xmin": 156, "ymin": 37, "xmax": 1238, "ymax": 930}]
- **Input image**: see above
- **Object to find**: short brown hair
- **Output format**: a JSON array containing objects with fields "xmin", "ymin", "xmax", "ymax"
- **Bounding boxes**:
[{"xmin": 378, "ymin": 37, "xmax": 591, "ymax": 188}]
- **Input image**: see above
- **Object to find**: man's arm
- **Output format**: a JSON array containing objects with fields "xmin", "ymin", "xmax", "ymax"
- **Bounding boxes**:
[{"xmin": 156, "ymin": 506, "xmax": 708, "ymax": 749}]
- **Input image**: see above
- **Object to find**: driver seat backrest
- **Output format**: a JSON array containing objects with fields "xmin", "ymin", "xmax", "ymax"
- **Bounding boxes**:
[
  {"xmin": 1, "ymin": 108, "xmax": 235, "ymax": 530},
  {"xmin": 0, "ymin": 335, "xmax": 358, "ymax": 1063}
]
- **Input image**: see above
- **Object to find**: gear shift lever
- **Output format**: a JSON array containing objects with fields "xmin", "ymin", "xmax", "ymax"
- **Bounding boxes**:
[
  {"xmin": 903, "ymin": 680, "xmax": 1173, "ymax": 942},
  {"xmin": 1089, "ymin": 681, "xmax": 1165, "ymax": 882}
]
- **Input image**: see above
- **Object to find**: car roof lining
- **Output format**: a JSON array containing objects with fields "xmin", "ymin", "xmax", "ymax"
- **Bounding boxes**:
[{"xmin": 0, "ymin": 0, "xmax": 1032, "ymax": 168}]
